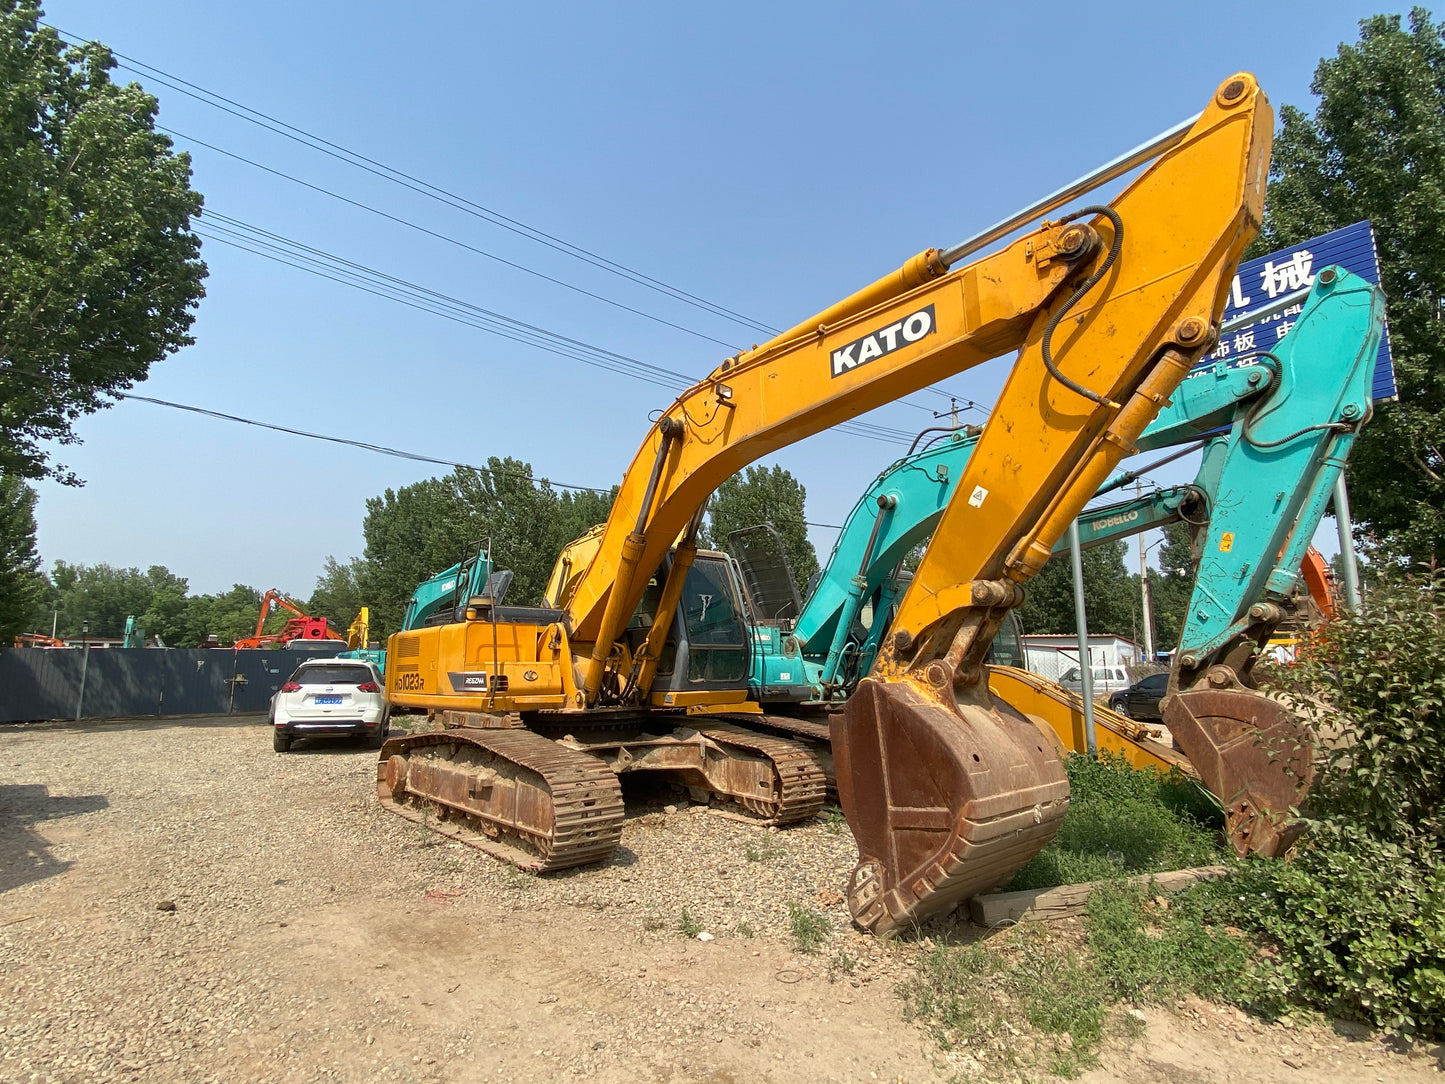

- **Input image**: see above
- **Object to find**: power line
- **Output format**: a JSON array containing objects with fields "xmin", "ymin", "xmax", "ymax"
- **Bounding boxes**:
[
  {"xmin": 45, "ymin": 22, "xmax": 988, "ymax": 422},
  {"xmin": 43, "ymin": 21, "xmax": 777, "ymax": 339},
  {"xmin": 165, "ymin": 127, "xmax": 743, "ymax": 353},
  {"xmin": 190, "ymin": 214, "xmax": 917, "ymax": 446},
  {"xmin": 0, "ymin": 361, "xmax": 613, "ymax": 493}
]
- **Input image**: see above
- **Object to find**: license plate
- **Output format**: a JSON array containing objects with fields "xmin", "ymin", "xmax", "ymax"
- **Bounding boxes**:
[{"xmin": 315, "ymin": 695, "xmax": 343, "ymax": 705}]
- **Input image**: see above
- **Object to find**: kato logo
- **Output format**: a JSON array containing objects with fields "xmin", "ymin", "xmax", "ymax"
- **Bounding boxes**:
[
  {"xmin": 830, "ymin": 305, "xmax": 936, "ymax": 378},
  {"xmin": 394, "ymin": 672, "xmax": 425, "ymax": 691}
]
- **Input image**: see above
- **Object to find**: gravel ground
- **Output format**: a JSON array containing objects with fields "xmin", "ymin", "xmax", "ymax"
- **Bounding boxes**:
[
  {"xmin": 0, "ymin": 716, "xmax": 931, "ymax": 1084},
  {"xmin": 2, "ymin": 715, "xmax": 1438, "ymax": 1084}
]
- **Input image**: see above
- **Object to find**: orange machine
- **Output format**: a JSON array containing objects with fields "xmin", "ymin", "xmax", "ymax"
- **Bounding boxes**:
[{"xmin": 233, "ymin": 589, "xmax": 342, "ymax": 650}]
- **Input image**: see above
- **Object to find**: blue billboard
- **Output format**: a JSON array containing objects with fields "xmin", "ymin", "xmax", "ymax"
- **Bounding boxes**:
[{"xmin": 1195, "ymin": 220, "xmax": 1395, "ymax": 402}]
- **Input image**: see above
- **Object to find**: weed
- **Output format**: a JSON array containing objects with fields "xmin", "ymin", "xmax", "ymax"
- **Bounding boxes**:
[
  {"xmin": 678, "ymin": 907, "xmax": 703, "ymax": 938},
  {"xmin": 819, "ymin": 804, "xmax": 847, "ymax": 835},
  {"xmin": 746, "ymin": 839, "xmax": 784, "ymax": 862},
  {"xmin": 786, "ymin": 901, "xmax": 830, "ymax": 954},
  {"xmin": 500, "ymin": 864, "xmax": 536, "ymax": 892},
  {"xmin": 641, "ymin": 912, "xmax": 666, "ymax": 932},
  {"xmin": 1085, "ymin": 879, "xmax": 1247, "ymax": 1004},
  {"xmin": 827, "ymin": 951, "xmax": 856, "ymax": 982},
  {"xmin": 733, "ymin": 921, "xmax": 756, "ymax": 938}
]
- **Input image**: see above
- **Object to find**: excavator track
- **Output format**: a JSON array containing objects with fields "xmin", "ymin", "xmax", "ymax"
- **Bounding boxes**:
[
  {"xmin": 376, "ymin": 728, "xmax": 625, "ymax": 872},
  {"xmin": 699, "ymin": 720, "xmax": 829, "ymax": 824}
]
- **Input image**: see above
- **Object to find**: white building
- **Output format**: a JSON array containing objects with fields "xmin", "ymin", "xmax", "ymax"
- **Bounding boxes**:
[{"xmin": 1021, "ymin": 634, "xmax": 1144, "ymax": 683}]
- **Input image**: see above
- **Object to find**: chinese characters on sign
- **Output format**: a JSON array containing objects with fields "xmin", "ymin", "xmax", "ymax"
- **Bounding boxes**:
[
  {"xmin": 1206, "ymin": 251, "xmax": 1314, "ymax": 364},
  {"xmin": 1187, "ymin": 220, "xmax": 1396, "ymax": 403}
]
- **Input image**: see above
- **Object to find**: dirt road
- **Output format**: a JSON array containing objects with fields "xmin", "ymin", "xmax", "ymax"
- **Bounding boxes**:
[{"xmin": 0, "ymin": 717, "xmax": 1437, "ymax": 1083}]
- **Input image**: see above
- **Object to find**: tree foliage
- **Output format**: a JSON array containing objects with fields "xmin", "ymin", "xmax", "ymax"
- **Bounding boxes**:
[
  {"xmin": 701, "ymin": 464, "xmax": 819, "ymax": 594},
  {"xmin": 1250, "ymin": 8, "xmax": 1445, "ymax": 561},
  {"xmin": 1017, "ymin": 539, "xmax": 1139, "ymax": 639},
  {"xmin": 0, "ymin": 3, "xmax": 207, "ymax": 483},
  {"xmin": 35, "ymin": 563, "xmax": 286, "ymax": 646},
  {"xmin": 0, "ymin": 473, "xmax": 44, "ymax": 643},
  {"xmin": 357, "ymin": 459, "xmax": 614, "ymax": 633},
  {"xmin": 1148, "ymin": 521, "xmax": 1196, "ymax": 650},
  {"xmin": 307, "ymin": 556, "xmax": 367, "ymax": 632}
]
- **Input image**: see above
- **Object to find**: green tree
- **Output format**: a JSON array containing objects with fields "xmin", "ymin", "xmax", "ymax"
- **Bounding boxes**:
[
  {"xmin": 1149, "ymin": 521, "xmax": 1197, "ymax": 649},
  {"xmin": 307, "ymin": 556, "xmax": 367, "ymax": 630},
  {"xmin": 136, "ymin": 566, "xmax": 190, "ymax": 645},
  {"xmin": 49, "ymin": 561, "xmax": 155, "ymax": 638},
  {"xmin": 702, "ymin": 464, "xmax": 820, "ymax": 594},
  {"xmin": 359, "ymin": 459, "xmax": 614, "ymax": 632},
  {"xmin": 1250, "ymin": 9, "xmax": 1445, "ymax": 561},
  {"xmin": 179, "ymin": 584, "xmax": 265, "ymax": 647},
  {"xmin": 1017, "ymin": 539, "xmax": 1139, "ymax": 638},
  {"xmin": 0, "ymin": 473, "xmax": 44, "ymax": 642},
  {"xmin": 0, "ymin": 3, "xmax": 206, "ymax": 483}
]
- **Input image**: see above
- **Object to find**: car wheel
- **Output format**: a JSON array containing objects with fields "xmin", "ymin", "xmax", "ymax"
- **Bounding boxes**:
[
  {"xmin": 273, "ymin": 729, "xmax": 291, "ymax": 753},
  {"xmin": 1111, "ymin": 698, "xmax": 1131, "ymax": 718},
  {"xmin": 365, "ymin": 725, "xmax": 388, "ymax": 750}
]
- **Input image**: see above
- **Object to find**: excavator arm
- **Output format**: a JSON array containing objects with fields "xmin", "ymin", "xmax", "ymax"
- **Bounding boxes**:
[
  {"xmin": 1161, "ymin": 267, "xmax": 1385, "ymax": 856},
  {"xmin": 380, "ymin": 75, "xmax": 1270, "ymax": 913},
  {"xmin": 561, "ymin": 77, "xmax": 1270, "ymax": 726}
]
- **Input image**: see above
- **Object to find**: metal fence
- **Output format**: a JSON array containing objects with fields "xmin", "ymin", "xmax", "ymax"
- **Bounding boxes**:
[{"xmin": 0, "ymin": 646, "xmax": 343, "ymax": 723}]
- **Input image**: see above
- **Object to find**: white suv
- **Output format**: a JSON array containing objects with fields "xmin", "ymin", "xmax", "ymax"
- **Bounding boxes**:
[
  {"xmin": 1058, "ymin": 664, "xmax": 1132, "ymax": 700},
  {"xmin": 270, "ymin": 659, "xmax": 389, "ymax": 752}
]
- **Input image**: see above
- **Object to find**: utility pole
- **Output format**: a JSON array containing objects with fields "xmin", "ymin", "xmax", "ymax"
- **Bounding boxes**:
[{"xmin": 1137, "ymin": 482, "xmax": 1155, "ymax": 660}]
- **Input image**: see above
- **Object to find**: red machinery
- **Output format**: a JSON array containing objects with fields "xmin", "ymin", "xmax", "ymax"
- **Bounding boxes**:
[{"xmin": 233, "ymin": 590, "xmax": 343, "ymax": 649}]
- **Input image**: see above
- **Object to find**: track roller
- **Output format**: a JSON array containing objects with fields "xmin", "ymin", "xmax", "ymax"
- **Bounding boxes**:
[{"xmin": 376, "ymin": 728, "xmax": 625, "ymax": 872}]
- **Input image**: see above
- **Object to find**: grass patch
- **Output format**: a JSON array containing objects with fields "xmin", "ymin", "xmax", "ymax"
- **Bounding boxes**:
[
  {"xmin": 1085, "ymin": 879, "xmax": 1249, "ymax": 1004},
  {"xmin": 899, "ymin": 927, "xmax": 1108, "ymax": 1080},
  {"xmin": 677, "ymin": 907, "xmax": 703, "ymax": 938},
  {"xmin": 732, "ymin": 920, "xmax": 755, "ymax": 938},
  {"xmin": 786, "ymin": 901, "xmax": 830, "ymax": 954},
  {"xmin": 827, "ymin": 951, "xmax": 856, "ymax": 982},
  {"xmin": 1007, "ymin": 752, "xmax": 1223, "ymax": 891},
  {"xmin": 746, "ymin": 839, "xmax": 784, "ymax": 862},
  {"xmin": 819, "ymin": 804, "xmax": 847, "ymax": 834}
]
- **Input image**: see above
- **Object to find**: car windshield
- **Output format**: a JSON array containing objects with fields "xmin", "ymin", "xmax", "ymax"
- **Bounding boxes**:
[
  {"xmin": 1060, "ymin": 667, "xmax": 1080, "ymax": 683},
  {"xmin": 292, "ymin": 664, "xmax": 372, "ymax": 685}
]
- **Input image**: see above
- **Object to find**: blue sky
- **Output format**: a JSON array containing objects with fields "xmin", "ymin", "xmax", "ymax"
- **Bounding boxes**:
[{"xmin": 31, "ymin": 0, "xmax": 1381, "ymax": 597}]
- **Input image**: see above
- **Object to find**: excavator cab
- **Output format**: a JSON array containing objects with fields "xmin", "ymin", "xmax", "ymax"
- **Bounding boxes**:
[{"xmin": 624, "ymin": 549, "xmax": 754, "ymax": 698}]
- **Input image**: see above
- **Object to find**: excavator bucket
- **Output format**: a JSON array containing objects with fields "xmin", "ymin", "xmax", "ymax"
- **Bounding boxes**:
[
  {"xmin": 1162, "ymin": 688, "xmax": 1314, "ymax": 857},
  {"xmin": 832, "ymin": 678, "xmax": 1069, "ymax": 935}
]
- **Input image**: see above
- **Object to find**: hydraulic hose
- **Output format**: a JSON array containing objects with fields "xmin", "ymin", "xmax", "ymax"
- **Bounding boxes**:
[{"xmin": 1039, "ymin": 205, "xmax": 1126, "ymax": 407}]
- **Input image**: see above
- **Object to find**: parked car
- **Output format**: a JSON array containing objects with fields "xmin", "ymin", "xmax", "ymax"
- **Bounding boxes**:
[
  {"xmin": 270, "ymin": 658, "xmax": 389, "ymax": 752},
  {"xmin": 1058, "ymin": 663, "xmax": 1132, "ymax": 700},
  {"xmin": 1107, "ymin": 671, "xmax": 1170, "ymax": 721}
]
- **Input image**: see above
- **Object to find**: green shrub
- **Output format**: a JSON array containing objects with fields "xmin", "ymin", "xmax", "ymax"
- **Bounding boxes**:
[{"xmin": 1220, "ymin": 569, "xmax": 1445, "ymax": 1037}]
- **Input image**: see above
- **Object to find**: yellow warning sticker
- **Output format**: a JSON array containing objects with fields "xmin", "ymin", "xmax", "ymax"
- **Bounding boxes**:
[{"xmin": 1219, "ymin": 532, "xmax": 1235, "ymax": 552}]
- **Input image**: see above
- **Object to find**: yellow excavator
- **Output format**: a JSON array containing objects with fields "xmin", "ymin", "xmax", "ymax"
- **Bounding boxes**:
[{"xmin": 378, "ymin": 74, "xmax": 1272, "ymax": 935}]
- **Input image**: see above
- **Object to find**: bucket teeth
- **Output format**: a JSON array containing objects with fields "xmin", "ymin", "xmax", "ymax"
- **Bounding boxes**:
[{"xmin": 831, "ymin": 678, "xmax": 1069, "ymax": 935}]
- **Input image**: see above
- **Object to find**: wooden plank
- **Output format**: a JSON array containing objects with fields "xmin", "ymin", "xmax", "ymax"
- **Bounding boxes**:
[{"xmin": 967, "ymin": 865, "xmax": 1227, "ymax": 926}]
